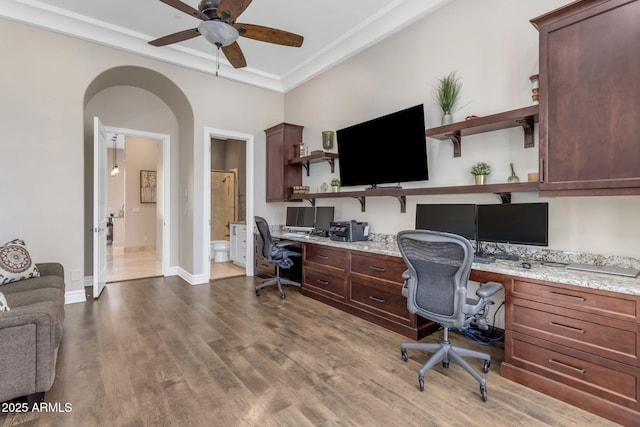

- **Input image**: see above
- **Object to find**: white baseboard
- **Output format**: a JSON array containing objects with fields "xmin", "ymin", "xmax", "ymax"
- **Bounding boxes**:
[
  {"xmin": 65, "ymin": 290, "xmax": 86, "ymax": 304},
  {"xmin": 176, "ymin": 267, "xmax": 210, "ymax": 285}
]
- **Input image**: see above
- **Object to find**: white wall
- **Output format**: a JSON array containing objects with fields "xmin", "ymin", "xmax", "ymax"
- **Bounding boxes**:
[
  {"xmin": 283, "ymin": 0, "xmax": 640, "ymax": 258},
  {"xmin": 0, "ymin": 17, "xmax": 285, "ymax": 293}
]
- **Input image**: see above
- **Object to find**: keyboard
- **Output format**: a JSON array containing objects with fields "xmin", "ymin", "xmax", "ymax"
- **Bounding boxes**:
[
  {"xmin": 282, "ymin": 232, "xmax": 310, "ymax": 238},
  {"xmin": 566, "ymin": 263, "xmax": 640, "ymax": 278}
]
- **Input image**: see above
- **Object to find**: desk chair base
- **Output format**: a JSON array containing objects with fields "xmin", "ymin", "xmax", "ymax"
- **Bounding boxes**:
[
  {"xmin": 401, "ymin": 328, "xmax": 491, "ymax": 402},
  {"xmin": 255, "ymin": 266, "xmax": 301, "ymax": 299}
]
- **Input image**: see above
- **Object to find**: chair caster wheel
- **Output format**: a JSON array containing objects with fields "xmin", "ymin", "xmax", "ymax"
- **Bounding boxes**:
[
  {"xmin": 483, "ymin": 360, "xmax": 491, "ymax": 373},
  {"xmin": 442, "ymin": 361, "xmax": 449, "ymax": 369},
  {"xmin": 418, "ymin": 376, "xmax": 424, "ymax": 392},
  {"xmin": 401, "ymin": 348, "xmax": 408, "ymax": 362},
  {"xmin": 480, "ymin": 385, "xmax": 488, "ymax": 402},
  {"xmin": 255, "ymin": 289, "xmax": 260, "ymax": 296},
  {"xmin": 280, "ymin": 293, "xmax": 286, "ymax": 299}
]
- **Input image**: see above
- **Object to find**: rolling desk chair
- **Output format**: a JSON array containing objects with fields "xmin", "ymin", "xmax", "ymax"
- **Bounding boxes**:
[
  {"xmin": 254, "ymin": 216, "xmax": 302, "ymax": 299},
  {"xmin": 396, "ymin": 230, "xmax": 503, "ymax": 401}
]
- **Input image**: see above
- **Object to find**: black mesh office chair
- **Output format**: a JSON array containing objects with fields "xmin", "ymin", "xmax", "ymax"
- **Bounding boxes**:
[
  {"xmin": 254, "ymin": 216, "xmax": 302, "ymax": 299},
  {"xmin": 396, "ymin": 230, "xmax": 503, "ymax": 401}
]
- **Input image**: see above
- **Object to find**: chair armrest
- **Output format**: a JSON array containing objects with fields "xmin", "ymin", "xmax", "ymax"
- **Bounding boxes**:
[
  {"xmin": 401, "ymin": 270, "xmax": 411, "ymax": 298},
  {"xmin": 275, "ymin": 241, "xmax": 297, "ymax": 248},
  {"xmin": 476, "ymin": 281, "xmax": 503, "ymax": 298},
  {"xmin": 35, "ymin": 263, "xmax": 64, "ymax": 279}
]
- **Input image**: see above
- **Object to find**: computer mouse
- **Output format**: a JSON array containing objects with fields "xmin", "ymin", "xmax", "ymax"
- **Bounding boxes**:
[{"xmin": 520, "ymin": 261, "xmax": 532, "ymax": 269}]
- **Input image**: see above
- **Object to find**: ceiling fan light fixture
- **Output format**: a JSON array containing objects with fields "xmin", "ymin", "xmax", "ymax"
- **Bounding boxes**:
[{"xmin": 198, "ymin": 20, "xmax": 239, "ymax": 47}]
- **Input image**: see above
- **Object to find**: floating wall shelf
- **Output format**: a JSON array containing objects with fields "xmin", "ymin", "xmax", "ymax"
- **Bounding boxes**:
[
  {"xmin": 426, "ymin": 105, "xmax": 539, "ymax": 157},
  {"xmin": 289, "ymin": 182, "xmax": 540, "ymax": 213},
  {"xmin": 289, "ymin": 151, "xmax": 338, "ymax": 176}
]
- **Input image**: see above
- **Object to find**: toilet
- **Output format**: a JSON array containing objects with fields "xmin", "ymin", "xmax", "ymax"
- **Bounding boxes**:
[{"xmin": 211, "ymin": 240, "xmax": 230, "ymax": 263}]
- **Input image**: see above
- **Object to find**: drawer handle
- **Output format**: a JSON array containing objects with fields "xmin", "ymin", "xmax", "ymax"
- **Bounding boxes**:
[
  {"xmin": 549, "ymin": 321, "xmax": 585, "ymax": 334},
  {"xmin": 548, "ymin": 358, "xmax": 586, "ymax": 375},
  {"xmin": 316, "ymin": 255, "xmax": 329, "ymax": 260},
  {"xmin": 369, "ymin": 296, "xmax": 386, "ymax": 303},
  {"xmin": 316, "ymin": 279, "xmax": 329, "ymax": 286},
  {"xmin": 369, "ymin": 266, "xmax": 387, "ymax": 272},
  {"xmin": 548, "ymin": 291, "xmax": 586, "ymax": 302}
]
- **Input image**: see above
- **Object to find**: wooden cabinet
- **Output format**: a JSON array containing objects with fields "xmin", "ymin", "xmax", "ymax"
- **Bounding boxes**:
[
  {"xmin": 502, "ymin": 277, "xmax": 640, "ymax": 426},
  {"xmin": 301, "ymin": 243, "xmax": 436, "ymax": 340},
  {"xmin": 264, "ymin": 123, "xmax": 303, "ymax": 202},
  {"xmin": 230, "ymin": 224, "xmax": 247, "ymax": 267},
  {"xmin": 532, "ymin": 0, "xmax": 640, "ymax": 196}
]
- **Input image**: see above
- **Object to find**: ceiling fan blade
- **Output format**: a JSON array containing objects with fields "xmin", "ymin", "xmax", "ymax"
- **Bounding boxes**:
[
  {"xmin": 235, "ymin": 23, "xmax": 303, "ymax": 47},
  {"xmin": 149, "ymin": 28, "xmax": 201, "ymax": 46},
  {"xmin": 221, "ymin": 42, "xmax": 247, "ymax": 68},
  {"xmin": 217, "ymin": 0, "xmax": 252, "ymax": 22},
  {"xmin": 158, "ymin": 0, "xmax": 208, "ymax": 20}
]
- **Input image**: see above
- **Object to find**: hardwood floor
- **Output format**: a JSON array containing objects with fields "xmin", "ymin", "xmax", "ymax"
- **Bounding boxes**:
[
  {"xmin": 107, "ymin": 246, "xmax": 162, "ymax": 283},
  {"xmin": 1, "ymin": 276, "xmax": 617, "ymax": 426}
]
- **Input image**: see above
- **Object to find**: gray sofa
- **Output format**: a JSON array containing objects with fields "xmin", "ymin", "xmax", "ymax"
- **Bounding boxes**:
[{"xmin": 0, "ymin": 263, "xmax": 65, "ymax": 404}]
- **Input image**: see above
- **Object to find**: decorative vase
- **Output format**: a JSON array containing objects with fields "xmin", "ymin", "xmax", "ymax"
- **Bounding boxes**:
[
  {"xmin": 474, "ymin": 175, "xmax": 487, "ymax": 185},
  {"xmin": 441, "ymin": 112, "xmax": 453, "ymax": 125},
  {"xmin": 322, "ymin": 131, "xmax": 335, "ymax": 150}
]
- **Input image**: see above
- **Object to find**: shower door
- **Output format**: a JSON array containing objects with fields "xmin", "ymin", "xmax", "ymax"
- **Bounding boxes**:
[{"xmin": 210, "ymin": 170, "xmax": 237, "ymax": 241}]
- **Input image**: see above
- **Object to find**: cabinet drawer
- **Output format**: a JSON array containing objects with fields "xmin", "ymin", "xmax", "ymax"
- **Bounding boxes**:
[
  {"xmin": 305, "ymin": 244, "xmax": 346, "ymax": 271},
  {"xmin": 350, "ymin": 252, "xmax": 406, "ymax": 283},
  {"xmin": 304, "ymin": 266, "xmax": 346, "ymax": 301},
  {"xmin": 508, "ymin": 297, "xmax": 640, "ymax": 366},
  {"xmin": 350, "ymin": 277, "xmax": 411, "ymax": 324},
  {"xmin": 511, "ymin": 279, "xmax": 639, "ymax": 322},
  {"xmin": 507, "ymin": 331, "xmax": 640, "ymax": 411}
]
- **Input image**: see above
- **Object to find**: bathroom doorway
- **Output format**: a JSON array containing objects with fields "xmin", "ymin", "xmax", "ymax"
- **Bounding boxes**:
[{"xmin": 210, "ymin": 138, "xmax": 246, "ymax": 280}]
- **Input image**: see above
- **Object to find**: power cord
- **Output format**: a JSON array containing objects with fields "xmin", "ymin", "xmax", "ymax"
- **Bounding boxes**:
[{"xmin": 452, "ymin": 301, "xmax": 505, "ymax": 346}]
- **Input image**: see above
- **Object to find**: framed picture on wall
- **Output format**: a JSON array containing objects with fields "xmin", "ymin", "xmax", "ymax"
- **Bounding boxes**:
[{"xmin": 140, "ymin": 170, "xmax": 157, "ymax": 203}]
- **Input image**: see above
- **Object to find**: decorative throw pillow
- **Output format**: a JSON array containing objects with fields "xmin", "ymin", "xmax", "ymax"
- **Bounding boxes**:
[
  {"xmin": 0, "ymin": 291, "xmax": 9, "ymax": 312},
  {"xmin": 0, "ymin": 239, "xmax": 40, "ymax": 285}
]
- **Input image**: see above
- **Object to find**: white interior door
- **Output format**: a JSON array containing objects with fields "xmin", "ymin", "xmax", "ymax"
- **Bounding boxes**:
[{"xmin": 93, "ymin": 117, "xmax": 108, "ymax": 298}]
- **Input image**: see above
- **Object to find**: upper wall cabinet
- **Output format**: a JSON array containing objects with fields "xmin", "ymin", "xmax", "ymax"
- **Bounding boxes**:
[
  {"xmin": 265, "ymin": 123, "xmax": 303, "ymax": 202},
  {"xmin": 532, "ymin": 0, "xmax": 640, "ymax": 196}
]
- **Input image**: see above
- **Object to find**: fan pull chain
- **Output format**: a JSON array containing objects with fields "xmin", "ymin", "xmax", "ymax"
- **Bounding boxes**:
[{"xmin": 215, "ymin": 45, "xmax": 220, "ymax": 77}]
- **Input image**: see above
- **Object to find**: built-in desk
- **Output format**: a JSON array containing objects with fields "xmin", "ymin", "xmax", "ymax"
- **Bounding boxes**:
[{"xmin": 269, "ymin": 232, "xmax": 640, "ymax": 426}]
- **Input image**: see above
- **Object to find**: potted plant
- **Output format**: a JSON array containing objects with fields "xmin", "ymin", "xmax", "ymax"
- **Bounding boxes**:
[
  {"xmin": 436, "ymin": 71, "xmax": 462, "ymax": 125},
  {"xmin": 330, "ymin": 178, "xmax": 341, "ymax": 192},
  {"xmin": 470, "ymin": 162, "xmax": 491, "ymax": 185}
]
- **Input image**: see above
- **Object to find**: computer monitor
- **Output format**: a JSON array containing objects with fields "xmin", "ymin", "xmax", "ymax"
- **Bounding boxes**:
[
  {"xmin": 415, "ymin": 204, "xmax": 476, "ymax": 240},
  {"xmin": 285, "ymin": 206, "xmax": 315, "ymax": 232},
  {"xmin": 477, "ymin": 203, "xmax": 548, "ymax": 246},
  {"xmin": 314, "ymin": 207, "xmax": 335, "ymax": 232}
]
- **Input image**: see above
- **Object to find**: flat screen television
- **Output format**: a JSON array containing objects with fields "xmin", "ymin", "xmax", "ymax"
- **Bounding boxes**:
[
  {"xmin": 477, "ymin": 203, "xmax": 549, "ymax": 246},
  {"xmin": 285, "ymin": 206, "xmax": 315, "ymax": 232},
  {"xmin": 336, "ymin": 104, "xmax": 428, "ymax": 188},
  {"xmin": 415, "ymin": 204, "xmax": 476, "ymax": 240}
]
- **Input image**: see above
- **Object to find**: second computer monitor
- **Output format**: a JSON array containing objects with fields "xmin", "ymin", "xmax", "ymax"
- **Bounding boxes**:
[
  {"xmin": 415, "ymin": 204, "xmax": 476, "ymax": 240},
  {"xmin": 285, "ymin": 206, "xmax": 315, "ymax": 231},
  {"xmin": 314, "ymin": 207, "xmax": 335, "ymax": 232}
]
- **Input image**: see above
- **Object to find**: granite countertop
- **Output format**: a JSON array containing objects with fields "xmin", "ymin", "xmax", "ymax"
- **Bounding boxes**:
[{"xmin": 273, "ymin": 232, "xmax": 640, "ymax": 297}]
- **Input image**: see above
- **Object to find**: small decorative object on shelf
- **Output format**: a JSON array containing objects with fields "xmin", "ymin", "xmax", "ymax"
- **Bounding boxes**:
[
  {"xmin": 436, "ymin": 71, "xmax": 462, "ymax": 125},
  {"xmin": 330, "ymin": 178, "xmax": 341, "ymax": 192},
  {"xmin": 529, "ymin": 74, "xmax": 539, "ymax": 104},
  {"xmin": 299, "ymin": 142, "xmax": 306, "ymax": 157},
  {"xmin": 292, "ymin": 185, "xmax": 310, "ymax": 194},
  {"xmin": 507, "ymin": 163, "xmax": 520, "ymax": 183},
  {"xmin": 320, "ymin": 182, "xmax": 329, "ymax": 193},
  {"xmin": 322, "ymin": 131, "xmax": 335, "ymax": 150},
  {"xmin": 470, "ymin": 162, "xmax": 491, "ymax": 185}
]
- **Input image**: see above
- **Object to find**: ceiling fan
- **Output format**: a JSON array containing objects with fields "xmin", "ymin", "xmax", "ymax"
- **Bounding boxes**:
[{"xmin": 149, "ymin": 0, "xmax": 304, "ymax": 70}]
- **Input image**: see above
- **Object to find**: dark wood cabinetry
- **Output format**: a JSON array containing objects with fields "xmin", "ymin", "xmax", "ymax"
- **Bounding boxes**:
[
  {"xmin": 301, "ymin": 243, "xmax": 436, "ymax": 340},
  {"xmin": 502, "ymin": 277, "xmax": 640, "ymax": 426},
  {"xmin": 264, "ymin": 123, "xmax": 303, "ymax": 202},
  {"xmin": 532, "ymin": 0, "xmax": 640, "ymax": 196}
]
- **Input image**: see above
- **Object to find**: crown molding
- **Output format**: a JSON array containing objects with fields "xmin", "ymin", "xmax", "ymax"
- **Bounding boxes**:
[{"xmin": 1, "ymin": 0, "xmax": 451, "ymax": 93}]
